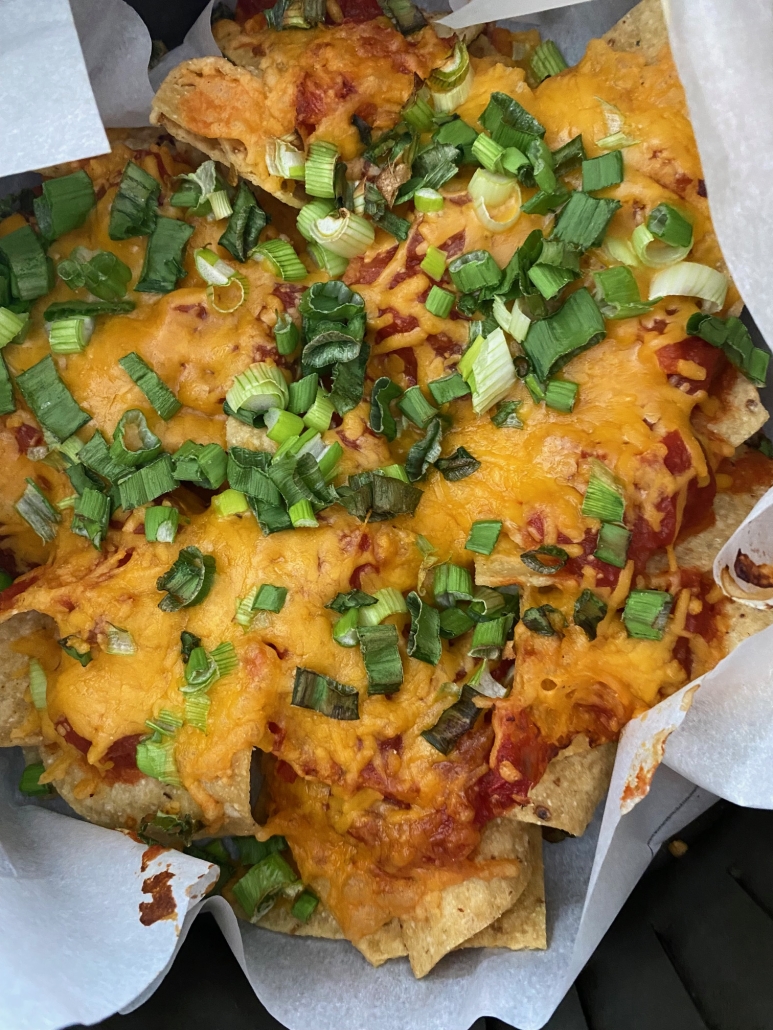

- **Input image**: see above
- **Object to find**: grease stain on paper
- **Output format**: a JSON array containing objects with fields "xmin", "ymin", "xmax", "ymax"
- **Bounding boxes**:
[{"xmin": 139, "ymin": 869, "xmax": 177, "ymax": 926}]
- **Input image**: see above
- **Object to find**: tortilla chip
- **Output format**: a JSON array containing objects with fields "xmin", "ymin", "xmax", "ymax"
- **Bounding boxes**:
[
  {"xmin": 399, "ymin": 817, "xmax": 532, "ymax": 978},
  {"xmin": 511, "ymin": 741, "xmax": 617, "ymax": 838},
  {"xmin": 459, "ymin": 825, "xmax": 546, "ymax": 951},
  {"xmin": 257, "ymin": 896, "xmax": 345, "ymax": 940},
  {"xmin": 699, "ymin": 370, "xmax": 769, "ymax": 448},
  {"xmin": 0, "ymin": 611, "xmax": 57, "ymax": 747},
  {"xmin": 201, "ymin": 747, "xmax": 257, "ymax": 836},
  {"xmin": 602, "ymin": 0, "xmax": 668, "ymax": 62}
]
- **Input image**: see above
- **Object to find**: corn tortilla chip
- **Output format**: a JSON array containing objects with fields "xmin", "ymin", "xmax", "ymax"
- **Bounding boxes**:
[
  {"xmin": 399, "ymin": 817, "xmax": 532, "ymax": 978},
  {"xmin": 459, "ymin": 825, "xmax": 546, "ymax": 952},
  {"xmin": 0, "ymin": 612, "xmax": 55, "ymax": 747},
  {"xmin": 602, "ymin": 0, "xmax": 668, "ymax": 62}
]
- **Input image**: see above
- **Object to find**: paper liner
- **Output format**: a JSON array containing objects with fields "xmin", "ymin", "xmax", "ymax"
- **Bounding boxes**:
[
  {"xmin": 714, "ymin": 489, "xmax": 773, "ymax": 608},
  {"xmin": 2, "ymin": 1, "xmax": 773, "ymax": 1028}
]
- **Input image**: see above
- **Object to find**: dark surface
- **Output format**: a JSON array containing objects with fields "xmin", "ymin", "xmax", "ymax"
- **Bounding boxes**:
[
  {"xmin": 77, "ymin": 3, "xmax": 773, "ymax": 1029},
  {"xmin": 79, "ymin": 803, "xmax": 773, "ymax": 1030}
]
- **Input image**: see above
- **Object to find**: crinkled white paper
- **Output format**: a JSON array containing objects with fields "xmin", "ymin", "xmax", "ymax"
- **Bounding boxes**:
[{"xmin": 2, "ymin": 1, "xmax": 773, "ymax": 1028}]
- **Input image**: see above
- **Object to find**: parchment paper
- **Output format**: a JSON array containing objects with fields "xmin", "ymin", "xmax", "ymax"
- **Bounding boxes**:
[{"xmin": 1, "ymin": 1, "xmax": 773, "ymax": 1028}]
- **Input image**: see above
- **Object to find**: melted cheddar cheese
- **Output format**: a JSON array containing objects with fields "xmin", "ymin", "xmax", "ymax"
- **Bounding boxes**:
[{"xmin": 1, "ymin": 31, "xmax": 767, "ymax": 941}]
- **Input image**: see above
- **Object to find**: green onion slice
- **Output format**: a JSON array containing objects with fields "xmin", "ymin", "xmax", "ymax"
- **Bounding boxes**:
[
  {"xmin": 0, "ymin": 307, "xmax": 26, "ymax": 347},
  {"xmin": 544, "ymin": 378, "xmax": 578, "ymax": 413},
  {"xmin": 448, "ymin": 250, "xmax": 502, "ymax": 293},
  {"xmin": 16, "ymin": 355, "xmax": 90, "ymax": 442},
  {"xmin": 156, "ymin": 546, "xmax": 216, "ymax": 612},
  {"xmin": 34, "ymin": 170, "xmax": 95, "ymax": 241},
  {"xmin": 434, "ymin": 447, "xmax": 480, "ymax": 481},
  {"xmin": 631, "ymin": 222, "xmax": 691, "ymax": 268},
  {"xmin": 291, "ymin": 889, "xmax": 319, "ymax": 923},
  {"xmin": 480, "ymin": 92, "xmax": 545, "ymax": 152},
  {"xmin": 531, "ymin": 39, "xmax": 568, "ymax": 82},
  {"xmin": 465, "ymin": 327, "xmax": 517, "ymax": 415},
  {"xmin": 358, "ymin": 623, "xmax": 403, "ymax": 694},
  {"xmin": 573, "ymin": 589, "xmax": 608, "ymax": 640},
  {"xmin": 551, "ymin": 192, "xmax": 621, "ymax": 250},
  {"xmin": 19, "ymin": 761, "xmax": 53, "ymax": 797},
  {"xmin": 253, "ymin": 239, "xmax": 308, "ymax": 282},
  {"xmin": 593, "ymin": 265, "xmax": 654, "ymax": 320},
  {"xmin": 582, "ymin": 459, "xmax": 625, "ymax": 522},
  {"xmin": 233, "ymin": 852, "xmax": 299, "ymax": 920},
  {"xmin": 219, "ymin": 180, "xmax": 268, "ymax": 262},
  {"xmin": 109, "ymin": 162, "xmax": 160, "ymax": 240},
  {"xmin": 522, "ymin": 604, "xmax": 566, "ymax": 636},
  {"xmin": 428, "ymin": 41, "xmax": 473, "ymax": 114},
  {"xmin": 274, "ymin": 313, "xmax": 299, "ymax": 357},
  {"xmin": 594, "ymin": 522, "xmax": 631, "ymax": 568},
  {"xmin": 266, "ymin": 138, "xmax": 306, "ymax": 181},
  {"xmin": 425, "ymin": 285, "xmax": 455, "ymax": 319},
  {"xmin": 48, "ymin": 317, "xmax": 94, "ymax": 354},
  {"xmin": 291, "ymin": 667, "xmax": 359, "ymax": 719},
  {"xmin": 433, "ymin": 563, "xmax": 473, "ymax": 607},
  {"xmin": 265, "ymin": 408, "xmax": 305, "ymax": 444},
  {"xmin": 58, "ymin": 248, "xmax": 131, "ymax": 302},
  {"xmin": 415, "ymin": 188, "xmax": 444, "ymax": 213},
  {"xmin": 136, "ymin": 738, "xmax": 181, "ymax": 786},
  {"xmin": 308, "ymin": 242, "xmax": 349, "ymax": 278},
  {"xmin": 581, "ymin": 151, "xmax": 624, "ymax": 193},
  {"xmin": 520, "ymin": 544, "xmax": 569, "ymax": 574},
  {"xmin": 358, "ymin": 587, "xmax": 408, "ymax": 626},
  {"xmin": 227, "ymin": 362, "xmax": 289, "ymax": 415},
  {"xmin": 118, "ymin": 454, "xmax": 177, "ymax": 509},
  {"xmin": 28, "ymin": 657, "xmax": 47, "ymax": 710},
  {"xmin": 522, "ymin": 288, "xmax": 606, "ymax": 381},
  {"xmin": 648, "ymin": 203, "xmax": 693, "ymax": 249},
  {"xmin": 71, "ymin": 487, "xmax": 111, "ymax": 549},
  {"xmin": 104, "ymin": 623, "xmax": 137, "ymax": 655},
  {"xmin": 465, "ymin": 520, "xmax": 502, "ymax": 555},
  {"xmin": 406, "ymin": 417, "xmax": 443, "ymax": 482},
  {"xmin": 212, "ymin": 488, "xmax": 249, "ymax": 517},
  {"xmin": 686, "ymin": 312, "xmax": 769, "ymax": 387},
  {"xmin": 309, "ymin": 211, "xmax": 374, "ymax": 260},
  {"xmin": 288, "ymin": 498, "xmax": 318, "ymax": 528},
  {"xmin": 58, "ymin": 634, "xmax": 93, "ymax": 666},
  {"xmin": 553, "ymin": 135, "xmax": 587, "ymax": 175},
  {"xmin": 428, "ymin": 372, "xmax": 470, "ymax": 405},
  {"xmin": 326, "ymin": 590, "xmax": 377, "ymax": 614},
  {"xmin": 471, "ymin": 134, "xmax": 505, "ymax": 173},
  {"xmin": 0, "ymin": 224, "xmax": 51, "ymax": 302},
  {"xmin": 622, "ymin": 589, "xmax": 673, "ymax": 640},
  {"xmin": 398, "ymin": 385, "xmax": 438, "ymax": 428},
  {"xmin": 305, "ymin": 141, "xmax": 339, "ymax": 199},
  {"xmin": 369, "ymin": 376, "xmax": 403, "ymax": 442},
  {"xmin": 420, "ymin": 245, "xmax": 447, "ymax": 282},
  {"xmin": 144, "ymin": 505, "xmax": 179, "ymax": 543},
  {"xmin": 110, "ymin": 409, "xmax": 162, "ymax": 468},
  {"xmin": 43, "ymin": 299, "xmax": 135, "ymax": 321},
  {"xmin": 333, "ymin": 606, "xmax": 361, "ymax": 647},
  {"xmin": 648, "ymin": 262, "xmax": 728, "ymax": 314},
  {"xmin": 118, "ymin": 352, "xmax": 181, "ymax": 421},
  {"xmin": 439, "ymin": 606, "xmax": 474, "ymax": 639},
  {"xmin": 135, "ymin": 217, "xmax": 194, "ymax": 294},
  {"xmin": 491, "ymin": 400, "xmax": 523, "ymax": 428},
  {"xmin": 405, "ymin": 590, "xmax": 441, "ymax": 665},
  {"xmin": 171, "ymin": 441, "xmax": 228, "ymax": 490},
  {"xmin": 421, "ymin": 684, "xmax": 481, "ymax": 754}
]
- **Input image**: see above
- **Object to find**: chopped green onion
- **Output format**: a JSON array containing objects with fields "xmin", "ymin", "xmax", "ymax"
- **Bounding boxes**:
[
  {"xmin": 28, "ymin": 657, "xmax": 47, "ymax": 710},
  {"xmin": 19, "ymin": 761, "xmax": 53, "ymax": 797},
  {"xmin": 428, "ymin": 372, "xmax": 470, "ymax": 405},
  {"xmin": 288, "ymin": 372, "xmax": 318, "ymax": 416},
  {"xmin": 501, "ymin": 147, "xmax": 529, "ymax": 176},
  {"xmin": 266, "ymin": 138, "xmax": 306, "ymax": 180},
  {"xmin": 686, "ymin": 312, "xmax": 769, "ymax": 387},
  {"xmin": 522, "ymin": 604, "xmax": 566, "ymax": 636},
  {"xmin": 118, "ymin": 454, "xmax": 177, "ymax": 509},
  {"xmin": 273, "ymin": 314, "xmax": 299, "ymax": 357},
  {"xmin": 48, "ymin": 316, "xmax": 94, "ymax": 354},
  {"xmin": 622, "ymin": 589, "xmax": 673, "ymax": 640},
  {"xmin": 211, "ymin": 641, "xmax": 238, "ymax": 677},
  {"xmin": 369, "ymin": 377, "xmax": 403, "ymax": 441},
  {"xmin": 212, "ymin": 488, "xmax": 249, "ymax": 516},
  {"xmin": 377, "ymin": 464, "xmax": 409, "ymax": 483},
  {"xmin": 307, "ymin": 242, "xmax": 349, "ymax": 277},
  {"xmin": 398, "ymin": 385, "xmax": 438, "ymax": 428},
  {"xmin": 493, "ymin": 296, "xmax": 531, "ymax": 342},
  {"xmin": 136, "ymin": 738, "xmax": 181, "ymax": 786},
  {"xmin": 544, "ymin": 378, "xmax": 578, "ymax": 412},
  {"xmin": 604, "ymin": 236, "xmax": 640, "ymax": 267},
  {"xmin": 405, "ymin": 590, "xmax": 441, "ymax": 665},
  {"xmin": 531, "ymin": 39, "xmax": 568, "ymax": 82},
  {"xmin": 309, "ymin": 211, "xmax": 375, "ymax": 259},
  {"xmin": 521, "ymin": 185, "xmax": 572, "ymax": 216},
  {"xmin": 401, "ymin": 94, "xmax": 433, "ymax": 132},
  {"xmin": 34, "ymin": 170, "xmax": 95, "ymax": 241},
  {"xmin": 573, "ymin": 589, "xmax": 608, "ymax": 640},
  {"xmin": 58, "ymin": 249, "xmax": 131, "ymax": 302},
  {"xmin": 185, "ymin": 692, "xmax": 211, "ymax": 733},
  {"xmin": 434, "ymin": 446, "xmax": 480, "ymax": 481},
  {"xmin": 524, "ymin": 374, "xmax": 545, "ymax": 403},
  {"xmin": 227, "ymin": 448, "xmax": 277, "ymax": 502},
  {"xmin": 526, "ymin": 138, "xmax": 557, "ymax": 193},
  {"xmin": 419, "ymin": 245, "xmax": 447, "ymax": 282},
  {"xmin": 16, "ymin": 355, "xmax": 90, "ymax": 442},
  {"xmin": 648, "ymin": 203, "xmax": 693, "ymax": 249},
  {"xmin": 288, "ymin": 499, "xmax": 318, "ymax": 528},
  {"xmin": 414, "ymin": 188, "xmax": 444, "ymax": 213},
  {"xmin": 648, "ymin": 262, "xmax": 728, "ymax": 314},
  {"xmin": 71, "ymin": 487, "xmax": 110, "ymax": 549},
  {"xmin": 305, "ymin": 141, "xmax": 339, "ymax": 199},
  {"xmin": 265, "ymin": 408, "xmax": 305, "ymax": 443},
  {"xmin": 292, "ymin": 667, "xmax": 359, "ymax": 720},
  {"xmin": 144, "ymin": 505, "xmax": 179, "ymax": 542},
  {"xmin": 593, "ymin": 265, "xmax": 654, "ymax": 320},
  {"xmin": 479, "ymin": 91, "xmax": 545, "ymax": 152},
  {"xmin": 135, "ymin": 217, "xmax": 194, "ymax": 294},
  {"xmin": 291, "ymin": 889, "xmax": 319, "ymax": 923},
  {"xmin": 471, "ymin": 134, "xmax": 505, "ymax": 172},
  {"xmin": 43, "ymin": 299, "xmax": 134, "ymax": 321},
  {"xmin": 469, "ymin": 586, "xmax": 506, "ymax": 620},
  {"xmin": 582, "ymin": 151, "xmax": 624, "ymax": 192},
  {"xmin": 405, "ymin": 417, "xmax": 443, "ymax": 482},
  {"xmin": 597, "ymin": 131, "xmax": 639, "ymax": 150},
  {"xmin": 520, "ymin": 544, "xmax": 568, "ymax": 574},
  {"xmin": 439, "ymin": 606, "xmax": 474, "ymax": 639},
  {"xmin": 358, "ymin": 587, "xmax": 408, "ymax": 626},
  {"xmin": 219, "ymin": 180, "xmax": 268, "ymax": 262},
  {"xmin": 527, "ymin": 264, "xmax": 575, "ymax": 301},
  {"xmin": 448, "ymin": 250, "xmax": 502, "ymax": 294},
  {"xmin": 468, "ymin": 168, "xmax": 516, "ymax": 208},
  {"xmin": 0, "ymin": 224, "xmax": 51, "ymax": 301},
  {"xmin": 582, "ymin": 460, "xmax": 625, "ymax": 523},
  {"xmin": 58, "ymin": 635, "xmax": 92, "ymax": 666},
  {"xmin": 297, "ymin": 200, "xmax": 337, "ymax": 242},
  {"xmin": 156, "ymin": 546, "xmax": 216, "ymax": 612},
  {"xmin": 172, "ymin": 441, "xmax": 228, "ymax": 490},
  {"xmin": 227, "ymin": 362, "xmax": 289, "ymax": 415},
  {"xmin": 78, "ymin": 431, "xmax": 127, "ymax": 485},
  {"xmin": 253, "ymin": 239, "xmax": 307, "ymax": 281},
  {"xmin": 631, "ymin": 223, "xmax": 691, "ymax": 268},
  {"xmin": 233, "ymin": 852, "xmax": 299, "ymax": 919},
  {"xmin": 425, "ymin": 285, "xmax": 454, "ymax": 319},
  {"xmin": 421, "ymin": 684, "xmax": 480, "ymax": 754},
  {"xmin": 105, "ymin": 624, "xmax": 137, "ymax": 655},
  {"xmin": 0, "ymin": 307, "xmax": 27, "ymax": 346},
  {"xmin": 465, "ymin": 520, "xmax": 502, "ymax": 555},
  {"xmin": 326, "ymin": 590, "xmax": 377, "ymax": 614},
  {"xmin": 333, "ymin": 609, "xmax": 363, "ymax": 646},
  {"xmin": 466, "ymin": 328, "xmax": 517, "ymax": 415},
  {"xmin": 428, "ymin": 41, "xmax": 473, "ymax": 114},
  {"xmin": 118, "ymin": 352, "xmax": 182, "ymax": 420},
  {"xmin": 594, "ymin": 522, "xmax": 631, "ymax": 568},
  {"xmin": 357, "ymin": 622, "xmax": 404, "ymax": 694},
  {"xmin": 551, "ymin": 192, "xmax": 621, "ymax": 250},
  {"xmin": 109, "ymin": 162, "xmax": 160, "ymax": 239},
  {"xmin": 468, "ymin": 616, "xmax": 510, "ymax": 659},
  {"xmin": 194, "ymin": 246, "xmax": 236, "ymax": 286},
  {"xmin": 433, "ymin": 563, "xmax": 473, "ymax": 607},
  {"xmin": 522, "ymin": 288, "xmax": 606, "ymax": 381},
  {"xmin": 553, "ymin": 135, "xmax": 587, "ymax": 175},
  {"xmin": 302, "ymin": 389, "xmax": 334, "ymax": 433},
  {"xmin": 183, "ymin": 646, "xmax": 219, "ymax": 691},
  {"xmin": 110, "ymin": 409, "xmax": 162, "ymax": 468},
  {"xmin": 491, "ymin": 400, "xmax": 523, "ymax": 428}
]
